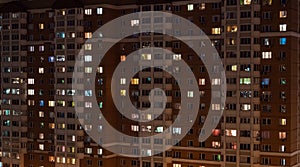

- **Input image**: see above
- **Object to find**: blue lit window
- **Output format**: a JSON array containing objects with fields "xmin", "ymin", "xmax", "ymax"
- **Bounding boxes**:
[
  {"xmin": 48, "ymin": 56, "xmax": 55, "ymax": 62},
  {"xmin": 280, "ymin": 38, "xmax": 286, "ymax": 45},
  {"xmin": 39, "ymin": 100, "xmax": 44, "ymax": 107},
  {"xmin": 262, "ymin": 78, "xmax": 270, "ymax": 85},
  {"xmin": 56, "ymin": 32, "xmax": 65, "ymax": 38}
]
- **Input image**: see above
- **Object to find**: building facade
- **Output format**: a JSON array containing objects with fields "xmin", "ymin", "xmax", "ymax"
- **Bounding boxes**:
[{"xmin": 0, "ymin": 0, "xmax": 299, "ymax": 167}]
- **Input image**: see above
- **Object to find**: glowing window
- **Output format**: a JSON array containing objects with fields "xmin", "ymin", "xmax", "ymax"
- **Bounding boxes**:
[
  {"xmin": 280, "ymin": 38, "xmax": 287, "ymax": 45},
  {"xmin": 187, "ymin": 4, "xmax": 194, "ymax": 11},
  {"xmin": 84, "ymin": 9, "xmax": 92, "ymax": 15},
  {"xmin": 279, "ymin": 132, "xmax": 286, "ymax": 139},
  {"xmin": 39, "ymin": 23, "xmax": 44, "ymax": 30},
  {"xmin": 279, "ymin": 11, "xmax": 287, "ymax": 18},
  {"xmin": 131, "ymin": 78, "xmax": 139, "ymax": 85},
  {"xmin": 97, "ymin": 8, "xmax": 103, "ymax": 15},
  {"xmin": 262, "ymin": 51, "xmax": 272, "ymax": 59},
  {"xmin": 227, "ymin": 25, "xmax": 237, "ymax": 32},
  {"xmin": 279, "ymin": 24, "xmax": 287, "ymax": 32},
  {"xmin": 212, "ymin": 28, "xmax": 221, "ymax": 34},
  {"xmin": 279, "ymin": 119, "xmax": 286, "ymax": 125},
  {"xmin": 225, "ymin": 129, "xmax": 237, "ymax": 136},
  {"xmin": 199, "ymin": 78, "xmax": 205, "ymax": 85}
]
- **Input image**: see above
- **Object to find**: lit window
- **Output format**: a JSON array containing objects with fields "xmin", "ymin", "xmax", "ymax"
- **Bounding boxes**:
[
  {"xmin": 240, "ymin": 78, "xmax": 251, "ymax": 85},
  {"xmin": 28, "ymin": 89, "xmax": 35, "ymax": 95},
  {"xmin": 187, "ymin": 91, "xmax": 194, "ymax": 98},
  {"xmin": 264, "ymin": 38, "xmax": 270, "ymax": 46},
  {"xmin": 84, "ymin": 44, "xmax": 92, "ymax": 50},
  {"xmin": 172, "ymin": 127, "xmax": 181, "ymax": 135},
  {"xmin": 85, "ymin": 67, "xmax": 92, "ymax": 73},
  {"xmin": 279, "ymin": 24, "xmax": 287, "ymax": 32},
  {"xmin": 212, "ymin": 104, "xmax": 220, "ymax": 110},
  {"xmin": 279, "ymin": 132, "xmax": 286, "ymax": 139},
  {"xmin": 85, "ymin": 90, "xmax": 92, "ymax": 97},
  {"xmin": 48, "ymin": 56, "xmax": 55, "ymax": 62},
  {"xmin": 131, "ymin": 19, "xmax": 139, "ymax": 26},
  {"xmin": 212, "ymin": 141, "xmax": 221, "ymax": 148},
  {"xmin": 120, "ymin": 90, "xmax": 126, "ymax": 96},
  {"xmin": 131, "ymin": 78, "xmax": 139, "ymax": 85},
  {"xmin": 39, "ymin": 23, "xmax": 44, "ymax": 30},
  {"xmin": 187, "ymin": 4, "xmax": 194, "ymax": 11},
  {"xmin": 120, "ymin": 78, "xmax": 126, "ymax": 85},
  {"xmin": 280, "ymin": 159, "xmax": 286, "ymax": 166},
  {"xmin": 280, "ymin": 38, "xmax": 287, "ymax": 45},
  {"xmin": 97, "ymin": 8, "xmax": 103, "ymax": 15},
  {"xmin": 97, "ymin": 149, "xmax": 103, "ymax": 155},
  {"xmin": 85, "ymin": 9, "xmax": 92, "ymax": 15},
  {"xmin": 56, "ymin": 55, "xmax": 65, "ymax": 62},
  {"xmin": 48, "ymin": 101, "xmax": 55, "ymax": 107},
  {"xmin": 85, "ymin": 102, "xmax": 92, "ymax": 108},
  {"xmin": 262, "ymin": 0, "xmax": 272, "ymax": 5},
  {"xmin": 39, "ymin": 133, "xmax": 44, "ymax": 139},
  {"xmin": 39, "ymin": 45, "xmax": 44, "ymax": 52},
  {"xmin": 39, "ymin": 111, "xmax": 44, "ymax": 117},
  {"xmin": 280, "ymin": 11, "xmax": 287, "ymax": 18},
  {"xmin": 28, "ymin": 78, "xmax": 35, "ymax": 84},
  {"xmin": 39, "ymin": 144, "xmax": 44, "ymax": 150},
  {"xmin": 262, "ymin": 78, "xmax": 270, "ymax": 85},
  {"xmin": 279, "ymin": 145, "xmax": 285, "ymax": 152},
  {"xmin": 120, "ymin": 55, "xmax": 126, "ymax": 61},
  {"xmin": 70, "ymin": 32, "xmax": 76, "ymax": 38},
  {"xmin": 85, "ymin": 32, "xmax": 92, "ymax": 39},
  {"xmin": 199, "ymin": 78, "xmax": 205, "ymax": 85},
  {"xmin": 262, "ymin": 51, "xmax": 272, "ymax": 59},
  {"xmin": 199, "ymin": 3, "xmax": 205, "ymax": 10},
  {"xmin": 173, "ymin": 164, "xmax": 181, "ymax": 167},
  {"xmin": 141, "ymin": 54, "xmax": 151, "ymax": 60},
  {"xmin": 227, "ymin": 25, "xmax": 237, "ymax": 32},
  {"xmin": 280, "ymin": 78, "xmax": 287, "ymax": 85},
  {"xmin": 279, "ymin": 119, "xmax": 286, "ymax": 125},
  {"xmin": 84, "ymin": 55, "xmax": 92, "ymax": 62},
  {"xmin": 225, "ymin": 129, "xmax": 237, "ymax": 136},
  {"xmin": 29, "ymin": 46, "xmax": 34, "ymax": 52},
  {"xmin": 131, "ymin": 125, "xmax": 139, "ymax": 132},
  {"xmin": 85, "ymin": 148, "xmax": 92, "ymax": 154},
  {"xmin": 212, "ymin": 28, "xmax": 221, "ymax": 34},
  {"xmin": 173, "ymin": 54, "xmax": 181, "ymax": 60},
  {"xmin": 241, "ymin": 104, "xmax": 251, "ymax": 111},
  {"xmin": 97, "ymin": 67, "xmax": 103, "ymax": 73},
  {"xmin": 240, "ymin": 0, "xmax": 252, "ymax": 5},
  {"xmin": 212, "ymin": 78, "xmax": 221, "ymax": 85}
]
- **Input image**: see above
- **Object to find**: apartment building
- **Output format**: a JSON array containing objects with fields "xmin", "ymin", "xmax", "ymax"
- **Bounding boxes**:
[{"xmin": 0, "ymin": 0, "xmax": 299, "ymax": 167}]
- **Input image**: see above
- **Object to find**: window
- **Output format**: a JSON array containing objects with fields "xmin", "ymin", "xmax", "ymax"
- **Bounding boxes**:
[
  {"xmin": 227, "ymin": 25, "xmax": 237, "ymax": 32},
  {"xmin": 241, "ymin": 104, "xmax": 251, "ymax": 111},
  {"xmin": 28, "ymin": 89, "xmax": 35, "ymax": 95},
  {"xmin": 28, "ymin": 78, "xmax": 34, "ymax": 84},
  {"xmin": 187, "ymin": 4, "xmax": 194, "ymax": 11},
  {"xmin": 85, "ymin": 44, "xmax": 92, "ymax": 50},
  {"xmin": 280, "ymin": 159, "xmax": 286, "ymax": 166},
  {"xmin": 280, "ymin": 11, "xmax": 287, "ymax": 18},
  {"xmin": 85, "ymin": 9, "xmax": 92, "ymax": 15},
  {"xmin": 131, "ymin": 125, "xmax": 139, "ymax": 132},
  {"xmin": 279, "ymin": 132, "xmax": 286, "ymax": 139},
  {"xmin": 97, "ymin": 8, "xmax": 103, "ymax": 15},
  {"xmin": 280, "ymin": 24, "xmax": 287, "ymax": 32},
  {"xmin": 29, "ymin": 46, "xmax": 34, "ymax": 52},
  {"xmin": 240, "ymin": 0, "xmax": 252, "ymax": 5},
  {"xmin": 262, "ymin": 52, "xmax": 272, "ymax": 59},
  {"xmin": 141, "ymin": 54, "xmax": 151, "ymax": 60},
  {"xmin": 187, "ymin": 91, "xmax": 194, "ymax": 98},
  {"xmin": 131, "ymin": 78, "xmax": 139, "ymax": 85},
  {"xmin": 199, "ymin": 78, "xmax": 205, "ymax": 85},
  {"xmin": 212, "ymin": 78, "xmax": 221, "ymax": 85},
  {"xmin": 39, "ymin": 144, "xmax": 44, "ymax": 150},
  {"xmin": 240, "ymin": 78, "xmax": 251, "ymax": 85},
  {"xmin": 279, "ymin": 119, "xmax": 287, "ymax": 125},
  {"xmin": 38, "ymin": 23, "xmax": 44, "ymax": 30},
  {"xmin": 173, "ymin": 164, "xmax": 181, "ymax": 167},
  {"xmin": 280, "ymin": 38, "xmax": 287, "ymax": 45},
  {"xmin": 131, "ymin": 20, "xmax": 139, "ymax": 26},
  {"xmin": 225, "ymin": 129, "xmax": 237, "ymax": 136},
  {"xmin": 39, "ymin": 45, "xmax": 44, "ymax": 52},
  {"xmin": 84, "ymin": 55, "xmax": 92, "ymax": 62},
  {"xmin": 262, "ymin": 0, "xmax": 272, "ymax": 5},
  {"xmin": 85, "ymin": 148, "xmax": 92, "ymax": 154},
  {"xmin": 212, "ymin": 28, "xmax": 221, "ymax": 34},
  {"xmin": 198, "ymin": 3, "xmax": 205, "ymax": 10},
  {"xmin": 85, "ymin": 32, "xmax": 92, "ymax": 39}
]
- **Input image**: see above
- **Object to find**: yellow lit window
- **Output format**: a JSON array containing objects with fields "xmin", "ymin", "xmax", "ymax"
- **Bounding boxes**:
[
  {"xmin": 85, "ymin": 32, "xmax": 92, "ymax": 39},
  {"xmin": 199, "ymin": 3, "xmax": 205, "ymax": 10},
  {"xmin": 279, "ymin": 11, "xmax": 287, "ymax": 18},
  {"xmin": 120, "ymin": 55, "xmax": 126, "ymax": 61},
  {"xmin": 212, "ymin": 28, "xmax": 221, "ymax": 34},
  {"xmin": 84, "ymin": 44, "xmax": 92, "ymax": 50},
  {"xmin": 199, "ymin": 78, "xmax": 205, "ymax": 85},
  {"xmin": 39, "ymin": 23, "xmax": 44, "ymax": 30},
  {"xmin": 240, "ymin": 0, "xmax": 252, "ymax": 5},
  {"xmin": 131, "ymin": 78, "xmax": 139, "ymax": 85},
  {"xmin": 227, "ymin": 25, "xmax": 237, "ymax": 32},
  {"xmin": 279, "ymin": 132, "xmax": 286, "ymax": 139},
  {"xmin": 49, "ymin": 123, "xmax": 55, "ymax": 129},
  {"xmin": 120, "ymin": 90, "xmax": 126, "ymax": 96},
  {"xmin": 279, "ymin": 119, "xmax": 286, "ymax": 125}
]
